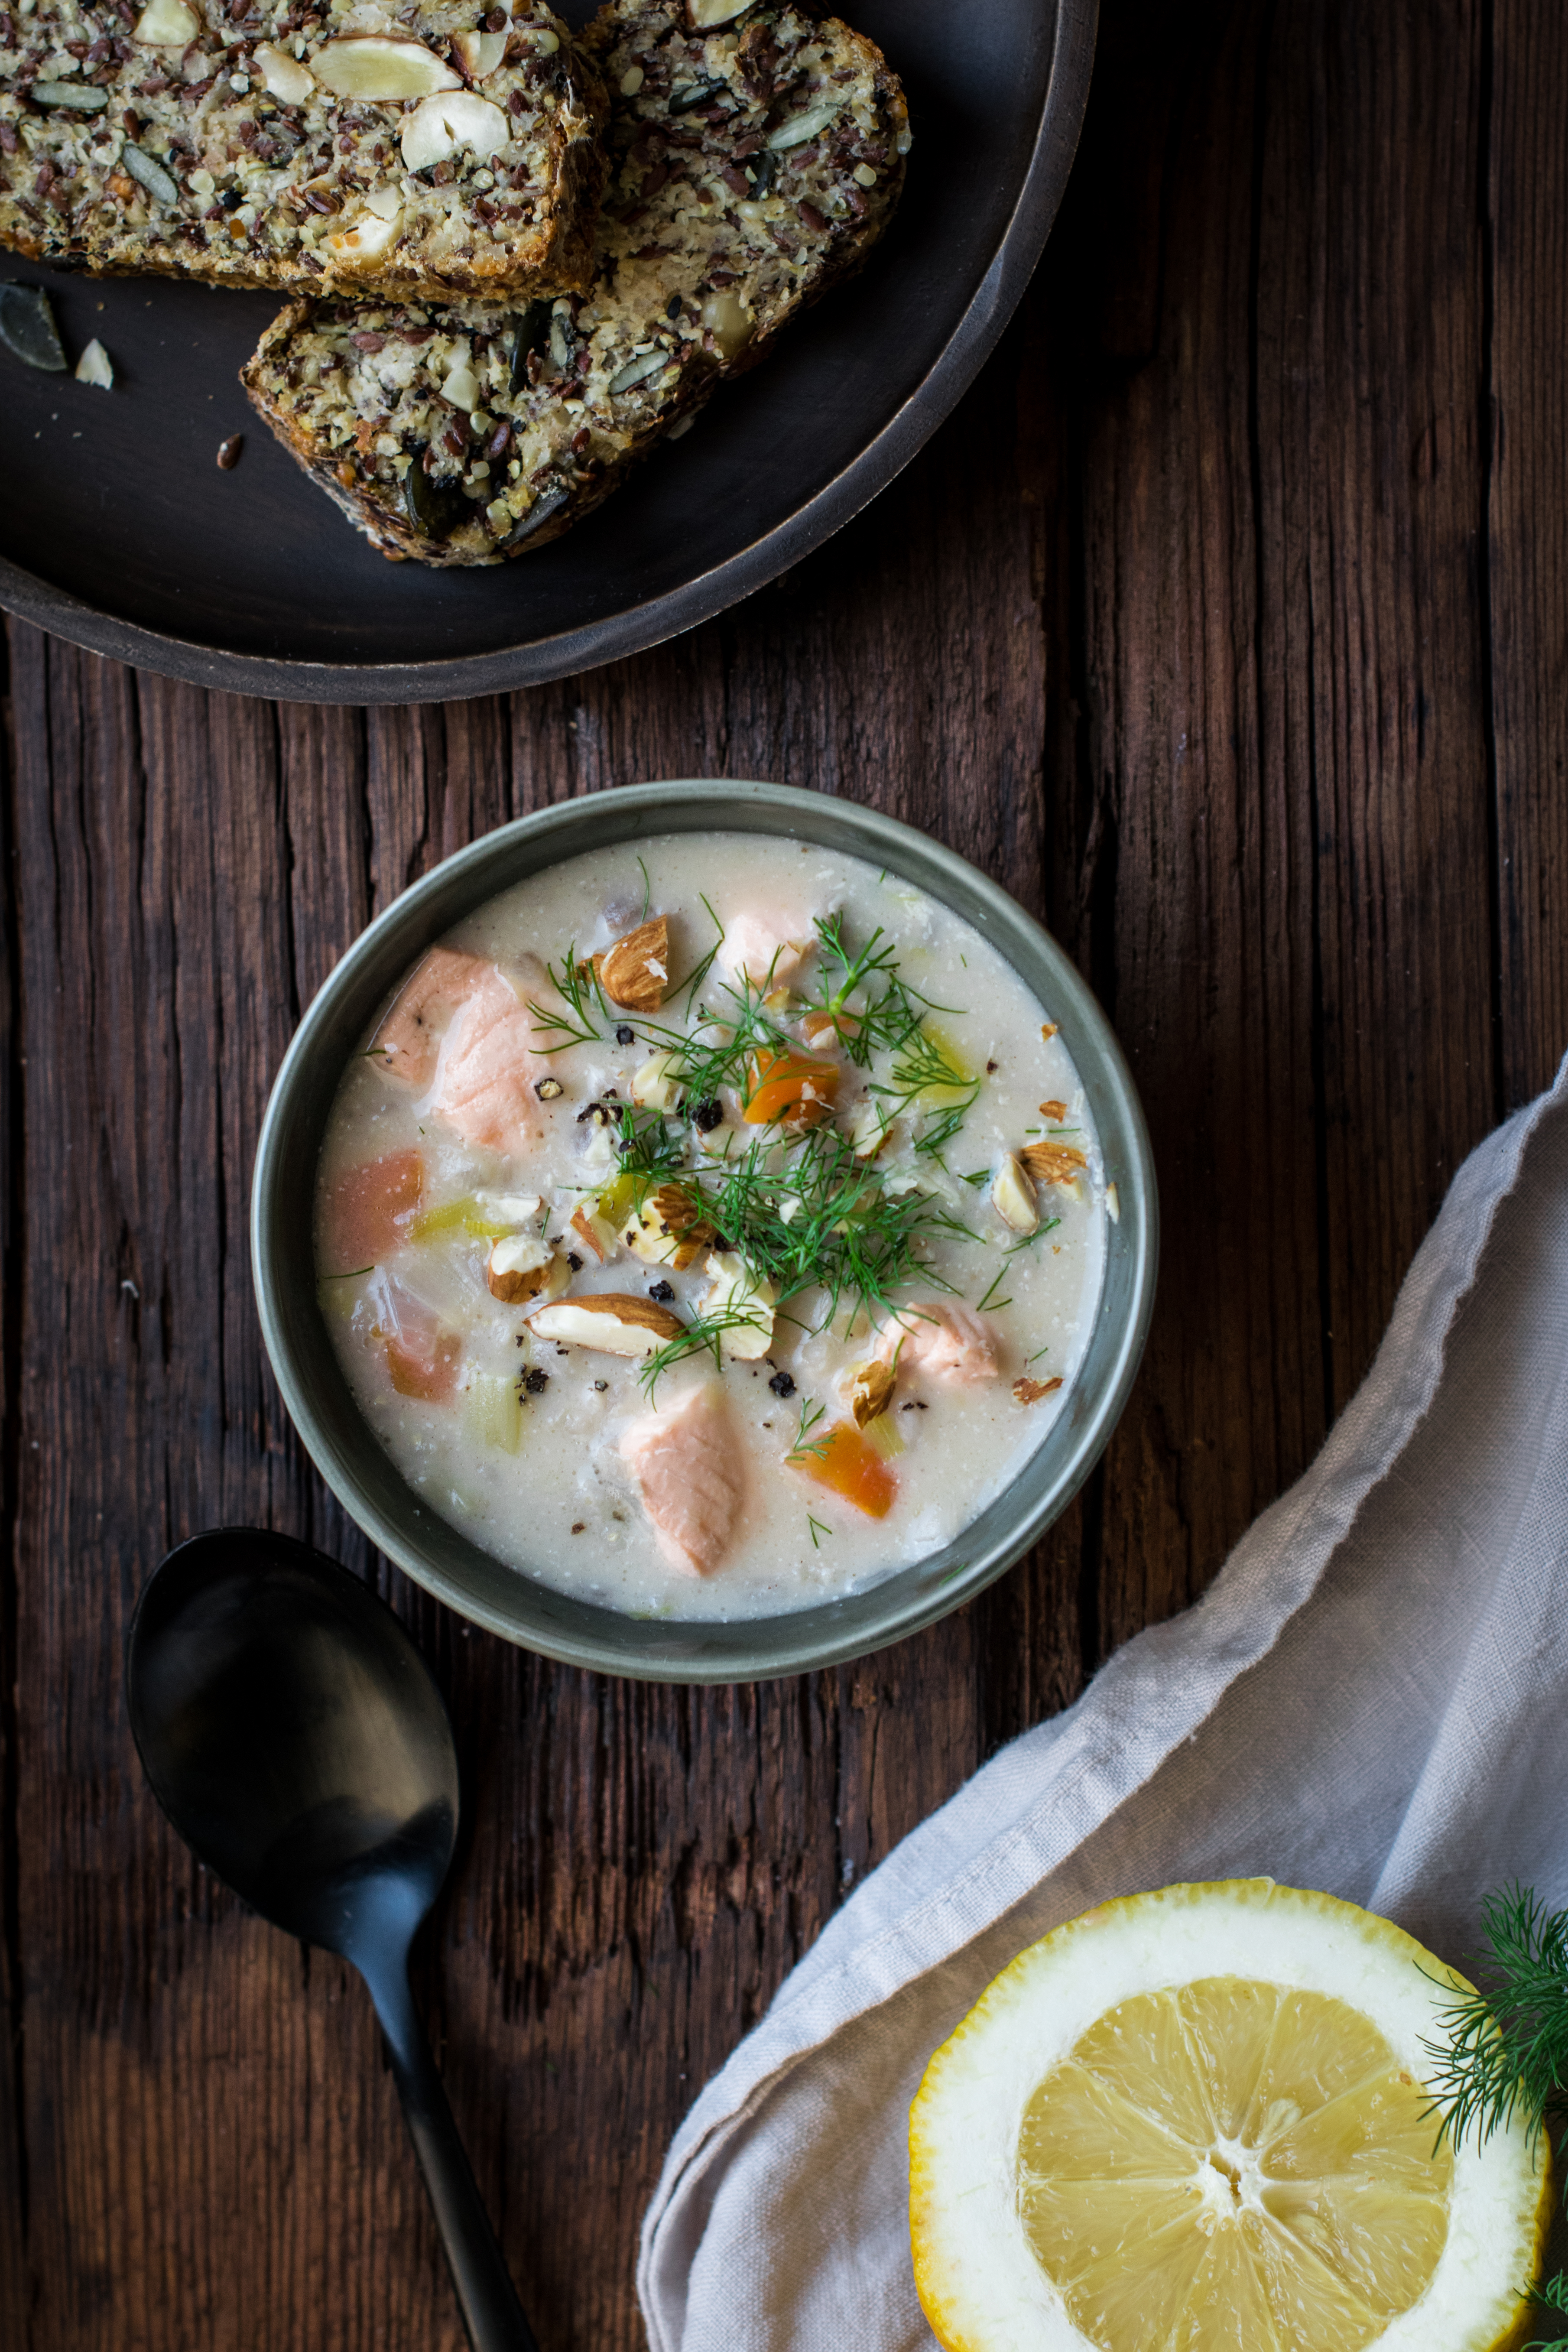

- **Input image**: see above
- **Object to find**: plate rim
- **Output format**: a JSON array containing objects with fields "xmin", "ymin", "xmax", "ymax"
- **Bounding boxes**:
[{"xmin": 0, "ymin": 0, "xmax": 1097, "ymax": 704}]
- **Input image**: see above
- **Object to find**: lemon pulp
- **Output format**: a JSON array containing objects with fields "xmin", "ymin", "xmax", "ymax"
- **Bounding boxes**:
[{"xmin": 1018, "ymin": 1977, "xmax": 1451, "ymax": 2352}]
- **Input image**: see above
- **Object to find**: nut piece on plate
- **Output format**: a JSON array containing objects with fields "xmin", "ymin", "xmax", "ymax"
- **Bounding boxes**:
[
  {"xmin": 632, "ymin": 1053, "xmax": 683, "ymax": 1112},
  {"xmin": 2, "ymin": 1, "xmax": 607, "ymax": 303},
  {"xmin": 486, "ymin": 1232, "xmax": 567, "ymax": 1306},
  {"xmin": 992, "ymin": 1153, "xmax": 1039, "ymax": 1234},
  {"xmin": 569, "ymin": 1202, "xmax": 620, "ymax": 1264},
  {"xmin": 623, "ymin": 1183, "xmax": 716, "ymax": 1270},
  {"xmin": 594, "ymin": 917, "xmax": 669, "ymax": 1012},
  {"xmin": 529, "ymin": 1293, "xmax": 683, "ymax": 1358},
  {"xmin": 699, "ymin": 1251, "xmax": 776, "ymax": 1359},
  {"xmin": 1013, "ymin": 1374, "xmax": 1064, "ymax": 1405},
  {"xmin": 845, "ymin": 1358, "xmax": 896, "ymax": 1429},
  {"xmin": 1021, "ymin": 1141, "xmax": 1089, "ymax": 1190}
]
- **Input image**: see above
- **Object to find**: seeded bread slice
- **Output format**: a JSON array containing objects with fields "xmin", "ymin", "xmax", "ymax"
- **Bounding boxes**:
[
  {"xmin": 0, "ymin": 0, "xmax": 606, "ymax": 299},
  {"xmin": 240, "ymin": 0, "xmax": 908, "ymax": 565}
]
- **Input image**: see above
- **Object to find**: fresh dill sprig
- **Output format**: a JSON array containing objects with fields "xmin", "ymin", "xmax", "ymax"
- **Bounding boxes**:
[
  {"xmin": 667, "ymin": 893, "xmax": 726, "ymax": 1007},
  {"xmin": 1004, "ymin": 1215, "xmax": 1062, "ymax": 1259},
  {"xmin": 1423, "ymin": 1884, "xmax": 1568, "ymax": 2156},
  {"xmin": 636, "ymin": 1306, "xmax": 767, "ymax": 1398},
  {"xmin": 811, "ymin": 913, "xmax": 959, "ymax": 1071},
  {"xmin": 1525, "ymin": 2273, "xmax": 1568, "ymax": 2352},
  {"xmin": 637, "ymin": 857, "xmax": 652, "ymax": 923},
  {"xmin": 614, "ymin": 1105, "xmax": 688, "ymax": 1202},
  {"xmin": 975, "ymin": 1265, "xmax": 1012, "ymax": 1313},
  {"xmin": 807, "ymin": 1513, "xmax": 832, "ymax": 1548},
  {"xmin": 700, "ymin": 1130, "xmax": 971, "ymax": 1333},
  {"xmin": 528, "ymin": 948, "xmax": 609, "ymax": 1053},
  {"xmin": 786, "ymin": 1396, "xmax": 830, "ymax": 1464}
]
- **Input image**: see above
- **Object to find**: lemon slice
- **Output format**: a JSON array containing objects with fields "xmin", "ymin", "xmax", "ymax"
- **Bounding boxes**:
[{"xmin": 909, "ymin": 1881, "xmax": 1550, "ymax": 2352}]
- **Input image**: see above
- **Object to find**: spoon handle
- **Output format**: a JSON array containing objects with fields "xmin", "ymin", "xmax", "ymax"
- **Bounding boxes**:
[{"xmin": 370, "ymin": 1962, "xmax": 541, "ymax": 2352}]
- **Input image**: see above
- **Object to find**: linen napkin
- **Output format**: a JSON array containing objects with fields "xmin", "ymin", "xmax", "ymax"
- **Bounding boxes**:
[{"xmin": 638, "ymin": 1054, "xmax": 1568, "ymax": 2352}]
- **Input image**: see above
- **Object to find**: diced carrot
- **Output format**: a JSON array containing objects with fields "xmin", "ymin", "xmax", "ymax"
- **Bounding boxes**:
[
  {"xmin": 743, "ymin": 1049, "xmax": 841, "ymax": 1128},
  {"xmin": 792, "ymin": 1421, "xmax": 898, "ymax": 1519},
  {"xmin": 319, "ymin": 1148, "xmax": 424, "ymax": 1273}
]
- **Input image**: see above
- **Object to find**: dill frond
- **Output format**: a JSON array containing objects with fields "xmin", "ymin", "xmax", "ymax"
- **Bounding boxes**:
[
  {"xmin": 1526, "ymin": 2271, "xmax": 1568, "ymax": 2352},
  {"xmin": 786, "ymin": 1396, "xmax": 830, "ymax": 1464},
  {"xmin": 668, "ymin": 894, "xmax": 725, "ymax": 1006},
  {"xmin": 975, "ymin": 1265, "xmax": 1012, "ymax": 1313},
  {"xmin": 1423, "ymin": 1884, "xmax": 1568, "ymax": 2155},
  {"xmin": 528, "ymin": 947, "xmax": 608, "ymax": 1053},
  {"xmin": 636, "ymin": 1306, "xmax": 770, "ymax": 1398}
]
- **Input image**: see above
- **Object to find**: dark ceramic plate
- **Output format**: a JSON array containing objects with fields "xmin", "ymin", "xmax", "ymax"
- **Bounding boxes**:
[{"xmin": 0, "ymin": 0, "xmax": 1095, "ymax": 703}]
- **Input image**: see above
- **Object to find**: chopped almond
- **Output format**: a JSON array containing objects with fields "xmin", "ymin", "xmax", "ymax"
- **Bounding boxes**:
[
  {"xmin": 569, "ymin": 1202, "xmax": 619, "ymax": 1264},
  {"xmin": 1040, "ymin": 1022, "xmax": 1059, "ymax": 1043},
  {"xmin": 594, "ymin": 916, "xmax": 669, "ymax": 1012},
  {"xmin": 1039, "ymin": 1098, "xmax": 1068, "ymax": 1121},
  {"xmin": 845, "ymin": 1358, "xmax": 896, "ymax": 1429},
  {"xmin": 1020, "ymin": 1140, "xmax": 1088, "ymax": 1188},
  {"xmin": 623, "ymin": 1182, "xmax": 717, "ymax": 1270},
  {"xmin": 847, "ymin": 1099, "xmax": 893, "ymax": 1160},
  {"xmin": 486, "ymin": 1234, "xmax": 565, "ymax": 1306},
  {"xmin": 1013, "ymin": 1375, "xmax": 1064, "ymax": 1404},
  {"xmin": 631, "ymin": 1051, "xmax": 682, "ymax": 1111},
  {"xmin": 529, "ymin": 1294, "xmax": 683, "ymax": 1357},
  {"xmin": 699, "ymin": 1251, "xmax": 776, "ymax": 1358},
  {"xmin": 991, "ymin": 1154, "xmax": 1039, "ymax": 1234}
]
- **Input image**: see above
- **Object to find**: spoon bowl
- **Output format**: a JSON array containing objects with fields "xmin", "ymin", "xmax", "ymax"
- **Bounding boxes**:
[{"xmin": 127, "ymin": 1527, "xmax": 537, "ymax": 2352}]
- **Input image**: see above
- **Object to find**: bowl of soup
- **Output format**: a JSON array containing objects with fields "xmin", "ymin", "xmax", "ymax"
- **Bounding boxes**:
[{"xmin": 252, "ymin": 780, "xmax": 1158, "ymax": 1681}]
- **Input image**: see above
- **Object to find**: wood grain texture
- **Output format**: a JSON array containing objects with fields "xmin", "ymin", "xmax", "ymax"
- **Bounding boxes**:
[
  {"xmin": 1489, "ymin": 2, "xmax": 1568, "ymax": 1112},
  {"xmin": 5, "ymin": 0, "xmax": 1568, "ymax": 2343}
]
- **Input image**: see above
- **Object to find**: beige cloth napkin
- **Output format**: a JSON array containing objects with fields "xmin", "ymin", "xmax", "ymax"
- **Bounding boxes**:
[{"xmin": 639, "ymin": 1057, "xmax": 1568, "ymax": 2352}]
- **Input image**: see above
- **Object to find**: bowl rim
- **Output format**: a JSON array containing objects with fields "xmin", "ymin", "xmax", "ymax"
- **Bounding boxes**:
[
  {"xmin": 0, "ymin": 0, "xmax": 1098, "ymax": 705},
  {"xmin": 252, "ymin": 777, "xmax": 1158, "ymax": 1681}
]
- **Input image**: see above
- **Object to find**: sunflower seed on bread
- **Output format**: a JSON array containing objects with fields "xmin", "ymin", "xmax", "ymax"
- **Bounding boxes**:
[
  {"xmin": 240, "ymin": 0, "xmax": 909, "ymax": 564},
  {"xmin": 0, "ymin": 0, "xmax": 606, "ymax": 300}
]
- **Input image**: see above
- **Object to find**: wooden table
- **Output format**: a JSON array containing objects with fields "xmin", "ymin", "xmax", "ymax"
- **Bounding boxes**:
[{"xmin": 3, "ymin": 1, "xmax": 1565, "ymax": 2343}]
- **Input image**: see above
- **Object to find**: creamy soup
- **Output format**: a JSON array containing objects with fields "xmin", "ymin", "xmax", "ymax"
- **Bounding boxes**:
[{"xmin": 313, "ymin": 833, "xmax": 1107, "ymax": 1621}]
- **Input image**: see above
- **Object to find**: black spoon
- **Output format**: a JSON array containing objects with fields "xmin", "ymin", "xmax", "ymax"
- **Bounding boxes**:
[{"xmin": 127, "ymin": 1527, "xmax": 538, "ymax": 2352}]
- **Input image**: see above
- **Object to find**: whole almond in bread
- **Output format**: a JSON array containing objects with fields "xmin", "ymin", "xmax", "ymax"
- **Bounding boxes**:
[
  {"xmin": 0, "ymin": 0, "xmax": 606, "ymax": 299},
  {"xmin": 240, "ymin": 0, "xmax": 909, "ymax": 564}
]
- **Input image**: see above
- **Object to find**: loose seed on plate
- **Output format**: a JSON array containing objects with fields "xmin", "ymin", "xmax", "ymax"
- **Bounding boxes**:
[
  {"xmin": 535, "ymin": 1076, "xmax": 564, "ymax": 1099},
  {"xmin": 0, "ymin": 283, "xmax": 67, "ymax": 371},
  {"xmin": 216, "ymin": 432, "xmax": 244, "ymax": 468}
]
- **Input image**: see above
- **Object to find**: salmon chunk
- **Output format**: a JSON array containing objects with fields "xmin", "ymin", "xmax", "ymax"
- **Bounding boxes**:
[
  {"xmin": 721, "ymin": 913, "xmax": 812, "ymax": 990},
  {"xmin": 431, "ymin": 962, "xmax": 554, "ymax": 1157},
  {"xmin": 318, "ymin": 1147, "xmax": 424, "ymax": 1274},
  {"xmin": 369, "ymin": 1273, "xmax": 461, "ymax": 1403},
  {"xmin": 876, "ymin": 1301, "xmax": 1000, "ymax": 1387},
  {"xmin": 618, "ymin": 1384, "xmax": 744, "ymax": 1577},
  {"xmin": 373, "ymin": 948, "xmax": 490, "ymax": 1088}
]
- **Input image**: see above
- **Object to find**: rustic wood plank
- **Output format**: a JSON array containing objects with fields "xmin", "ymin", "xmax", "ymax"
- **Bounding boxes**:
[
  {"xmin": 1489, "ymin": 3, "xmax": 1568, "ymax": 1108},
  {"xmin": 1263, "ymin": 0, "xmax": 1498, "ymax": 1407},
  {"xmin": 1040, "ymin": 0, "xmax": 1330, "ymax": 1657}
]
